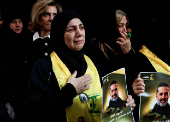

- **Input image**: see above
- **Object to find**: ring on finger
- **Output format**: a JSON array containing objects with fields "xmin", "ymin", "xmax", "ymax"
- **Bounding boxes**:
[
  {"xmin": 84, "ymin": 83, "xmax": 87, "ymax": 87},
  {"xmin": 131, "ymin": 103, "xmax": 135, "ymax": 108},
  {"xmin": 137, "ymin": 86, "xmax": 140, "ymax": 90},
  {"xmin": 127, "ymin": 32, "xmax": 131, "ymax": 38}
]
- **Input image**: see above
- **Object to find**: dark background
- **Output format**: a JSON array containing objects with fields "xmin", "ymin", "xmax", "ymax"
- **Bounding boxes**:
[
  {"xmin": 1, "ymin": 0, "xmax": 170, "ymax": 25},
  {"xmin": 1, "ymin": 0, "xmax": 170, "ymax": 45}
]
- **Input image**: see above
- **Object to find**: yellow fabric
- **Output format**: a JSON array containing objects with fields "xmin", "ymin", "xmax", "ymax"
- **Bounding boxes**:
[
  {"xmin": 50, "ymin": 51, "xmax": 102, "ymax": 122},
  {"xmin": 139, "ymin": 45, "xmax": 170, "ymax": 72}
]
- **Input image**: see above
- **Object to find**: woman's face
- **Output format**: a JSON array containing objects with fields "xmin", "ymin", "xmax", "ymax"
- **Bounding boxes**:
[
  {"xmin": 118, "ymin": 15, "xmax": 127, "ymax": 33},
  {"xmin": 39, "ymin": 5, "xmax": 57, "ymax": 32},
  {"xmin": 28, "ymin": 21, "xmax": 34, "ymax": 32},
  {"xmin": 64, "ymin": 18, "xmax": 85, "ymax": 51}
]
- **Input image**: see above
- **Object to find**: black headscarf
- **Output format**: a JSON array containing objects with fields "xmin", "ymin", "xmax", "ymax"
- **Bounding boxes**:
[
  {"xmin": 50, "ymin": 10, "xmax": 87, "ymax": 77},
  {"xmin": 1, "ymin": 9, "xmax": 24, "ymax": 33},
  {"xmin": 0, "ymin": 9, "xmax": 27, "ymax": 55}
]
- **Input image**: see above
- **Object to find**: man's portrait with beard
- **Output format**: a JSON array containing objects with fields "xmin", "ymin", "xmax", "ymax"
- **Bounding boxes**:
[
  {"xmin": 106, "ymin": 80, "xmax": 126, "ymax": 116},
  {"xmin": 143, "ymin": 82, "xmax": 170, "ymax": 121}
]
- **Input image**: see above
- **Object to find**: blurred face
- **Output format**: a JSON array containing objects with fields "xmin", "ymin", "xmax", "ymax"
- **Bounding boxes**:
[
  {"xmin": 64, "ymin": 18, "xmax": 85, "ymax": 51},
  {"xmin": 9, "ymin": 19, "xmax": 23, "ymax": 33},
  {"xmin": 118, "ymin": 15, "xmax": 127, "ymax": 33},
  {"xmin": 39, "ymin": 5, "xmax": 57, "ymax": 32},
  {"xmin": 156, "ymin": 86, "xmax": 169, "ymax": 106},
  {"xmin": 127, "ymin": 27, "xmax": 132, "ymax": 34},
  {"xmin": 0, "ymin": 20, "xmax": 3, "ymax": 27},
  {"xmin": 28, "ymin": 21, "xmax": 34, "ymax": 32},
  {"xmin": 109, "ymin": 84, "xmax": 118, "ymax": 100}
]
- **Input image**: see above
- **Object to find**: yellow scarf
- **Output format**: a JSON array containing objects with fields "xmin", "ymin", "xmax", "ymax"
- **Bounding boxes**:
[
  {"xmin": 139, "ymin": 45, "xmax": 170, "ymax": 72},
  {"xmin": 50, "ymin": 51, "xmax": 102, "ymax": 122}
]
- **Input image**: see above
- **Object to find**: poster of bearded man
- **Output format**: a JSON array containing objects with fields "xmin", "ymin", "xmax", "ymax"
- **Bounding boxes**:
[
  {"xmin": 139, "ymin": 72, "xmax": 170, "ymax": 122},
  {"xmin": 102, "ymin": 68, "xmax": 134, "ymax": 122}
]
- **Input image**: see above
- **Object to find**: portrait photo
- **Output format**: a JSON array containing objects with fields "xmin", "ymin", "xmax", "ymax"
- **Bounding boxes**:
[
  {"xmin": 140, "ymin": 72, "xmax": 170, "ymax": 122},
  {"xmin": 102, "ymin": 68, "xmax": 134, "ymax": 122}
]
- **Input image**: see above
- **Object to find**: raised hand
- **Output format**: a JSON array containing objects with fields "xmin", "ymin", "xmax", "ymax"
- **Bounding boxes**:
[
  {"xmin": 116, "ymin": 31, "xmax": 131, "ymax": 54},
  {"xmin": 132, "ymin": 75, "xmax": 145, "ymax": 96}
]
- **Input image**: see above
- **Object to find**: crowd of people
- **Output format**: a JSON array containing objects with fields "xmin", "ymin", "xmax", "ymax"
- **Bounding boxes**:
[{"xmin": 0, "ymin": 0, "xmax": 170, "ymax": 122}]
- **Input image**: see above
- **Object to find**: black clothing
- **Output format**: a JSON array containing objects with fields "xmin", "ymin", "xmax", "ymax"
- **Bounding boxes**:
[
  {"xmin": 50, "ymin": 10, "xmax": 86, "ymax": 77},
  {"xmin": 86, "ymin": 39, "xmax": 136, "ymax": 76},
  {"xmin": 131, "ymin": 15, "xmax": 170, "ymax": 122},
  {"xmin": 26, "ymin": 56, "xmax": 76, "ymax": 122},
  {"xmin": 84, "ymin": 8, "xmax": 138, "ymax": 122},
  {"xmin": 153, "ymin": 103, "xmax": 170, "ymax": 115},
  {"xmin": 134, "ymin": 15, "xmax": 170, "ymax": 72},
  {"xmin": 26, "ymin": 10, "xmax": 102, "ymax": 121},
  {"xmin": 50, "ymin": 10, "xmax": 84, "ymax": 50},
  {"xmin": 105, "ymin": 97, "xmax": 126, "ymax": 116},
  {"xmin": 84, "ymin": 8, "xmax": 137, "ymax": 89},
  {"xmin": 86, "ymin": 39, "xmax": 137, "ymax": 98},
  {"xmin": 53, "ymin": 47, "xmax": 87, "ymax": 77},
  {"xmin": 1, "ymin": 10, "xmax": 30, "ymax": 122},
  {"xmin": 144, "ymin": 15, "xmax": 170, "ymax": 65},
  {"xmin": 109, "ymin": 97, "xmax": 126, "ymax": 108},
  {"xmin": 26, "ymin": 36, "xmax": 52, "ymax": 74},
  {"xmin": 26, "ymin": 54, "xmax": 103, "ymax": 122},
  {"xmin": 86, "ymin": 39, "xmax": 138, "ymax": 121}
]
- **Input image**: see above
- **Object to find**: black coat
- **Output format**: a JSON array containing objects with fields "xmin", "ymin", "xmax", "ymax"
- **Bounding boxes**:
[
  {"xmin": 26, "ymin": 10, "xmax": 102, "ymax": 122},
  {"xmin": 0, "ymin": 18, "xmax": 31, "ymax": 121},
  {"xmin": 26, "ymin": 55, "xmax": 74, "ymax": 122},
  {"xmin": 85, "ymin": 40, "xmax": 138, "ymax": 93},
  {"xmin": 25, "ymin": 34, "xmax": 52, "ymax": 75},
  {"xmin": 85, "ymin": 40, "xmax": 140, "ymax": 122},
  {"xmin": 26, "ymin": 55, "xmax": 102, "ymax": 122}
]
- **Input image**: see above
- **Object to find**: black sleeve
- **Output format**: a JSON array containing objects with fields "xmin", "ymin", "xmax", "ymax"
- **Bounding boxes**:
[
  {"xmin": 118, "ymin": 48, "xmax": 136, "ymax": 66},
  {"xmin": 26, "ymin": 57, "xmax": 76, "ymax": 121}
]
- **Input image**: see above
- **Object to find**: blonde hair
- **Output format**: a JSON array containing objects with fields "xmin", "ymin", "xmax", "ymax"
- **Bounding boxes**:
[
  {"xmin": 116, "ymin": 10, "xmax": 129, "ymax": 27},
  {"xmin": 100, "ymin": 10, "xmax": 129, "ymax": 60},
  {"xmin": 31, "ymin": 0, "xmax": 62, "ymax": 31}
]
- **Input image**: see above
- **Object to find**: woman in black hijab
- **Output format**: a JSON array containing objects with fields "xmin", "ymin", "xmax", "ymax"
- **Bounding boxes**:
[
  {"xmin": 1, "ymin": 10, "xmax": 30, "ymax": 122},
  {"xmin": 26, "ymin": 10, "xmax": 102, "ymax": 122},
  {"xmin": 26, "ymin": 10, "xmax": 135, "ymax": 122}
]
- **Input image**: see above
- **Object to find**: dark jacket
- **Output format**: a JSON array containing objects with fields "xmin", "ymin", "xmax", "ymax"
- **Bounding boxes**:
[
  {"xmin": 106, "ymin": 97, "xmax": 126, "ymax": 116},
  {"xmin": 1, "ymin": 12, "xmax": 30, "ymax": 122},
  {"xmin": 26, "ymin": 55, "xmax": 102, "ymax": 122},
  {"xmin": 26, "ymin": 10, "xmax": 103, "ymax": 122},
  {"xmin": 26, "ymin": 56, "xmax": 75, "ymax": 122},
  {"xmin": 86, "ymin": 39, "xmax": 138, "ymax": 93},
  {"xmin": 85, "ymin": 39, "xmax": 140, "ymax": 122},
  {"xmin": 26, "ymin": 35, "xmax": 52, "ymax": 76},
  {"xmin": 131, "ymin": 15, "xmax": 170, "ymax": 122}
]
